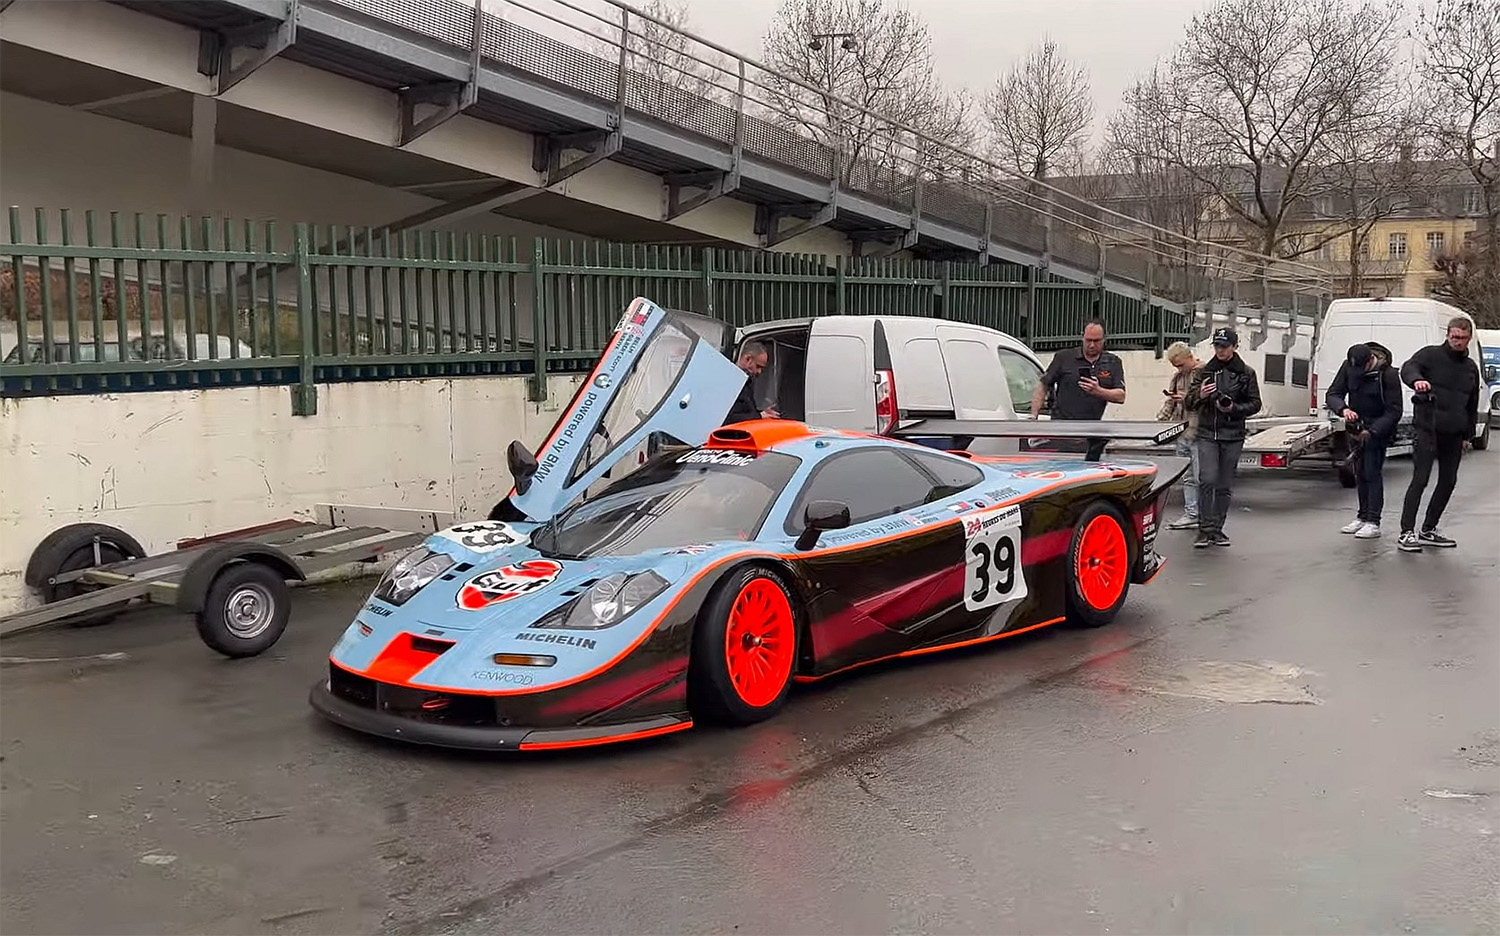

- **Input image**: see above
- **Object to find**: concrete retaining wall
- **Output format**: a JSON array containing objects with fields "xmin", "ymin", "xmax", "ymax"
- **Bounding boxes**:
[{"xmin": 0, "ymin": 375, "xmax": 582, "ymax": 616}]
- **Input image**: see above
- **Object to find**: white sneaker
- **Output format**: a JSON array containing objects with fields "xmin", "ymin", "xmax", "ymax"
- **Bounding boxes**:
[
  {"xmin": 1354, "ymin": 522, "xmax": 1381, "ymax": 539},
  {"xmin": 1341, "ymin": 518, "xmax": 1365, "ymax": 534}
]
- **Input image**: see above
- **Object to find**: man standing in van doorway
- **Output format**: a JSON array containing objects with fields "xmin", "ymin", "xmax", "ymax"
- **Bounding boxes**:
[
  {"xmin": 1396, "ymin": 317, "xmax": 1481, "ymax": 552},
  {"xmin": 1028, "ymin": 319, "xmax": 1127, "ymax": 459},
  {"xmin": 723, "ymin": 341, "xmax": 780, "ymax": 425},
  {"xmin": 1184, "ymin": 327, "xmax": 1262, "ymax": 548}
]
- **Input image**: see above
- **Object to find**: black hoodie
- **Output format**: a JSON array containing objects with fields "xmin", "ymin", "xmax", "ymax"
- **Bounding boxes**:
[
  {"xmin": 1325, "ymin": 342, "xmax": 1403, "ymax": 441},
  {"xmin": 1399, "ymin": 342, "xmax": 1480, "ymax": 437},
  {"xmin": 1184, "ymin": 352, "xmax": 1263, "ymax": 441}
]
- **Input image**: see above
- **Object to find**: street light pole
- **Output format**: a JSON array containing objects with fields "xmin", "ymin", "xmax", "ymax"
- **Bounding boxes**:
[{"xmin": 808, "ymin": 31, "xmax": 856, "ymax": 175}]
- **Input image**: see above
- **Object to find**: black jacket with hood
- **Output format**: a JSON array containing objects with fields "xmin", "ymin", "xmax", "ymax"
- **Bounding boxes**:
[
  {"xmin": 1400, "ymin": 341, "xmax": 1480, "ymax": 437},
  {"xmin": 1184, "ymin": 352, "xmax": 1263, "ymax": 441},
  {"xmin": 1324, "ymin": 341, "xmax": 1402, "ymax": 442}
]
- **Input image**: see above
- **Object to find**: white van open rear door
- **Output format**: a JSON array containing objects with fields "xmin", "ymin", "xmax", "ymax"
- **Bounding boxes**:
[{"xmin": 805, "ymin": 318, "xmax": 878, "ymax": 430}]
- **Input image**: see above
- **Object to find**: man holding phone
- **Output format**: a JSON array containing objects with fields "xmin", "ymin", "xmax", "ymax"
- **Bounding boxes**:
[{"xmin": 1029, "ymin": 319, "xmax": 1127, "ymax": 459}]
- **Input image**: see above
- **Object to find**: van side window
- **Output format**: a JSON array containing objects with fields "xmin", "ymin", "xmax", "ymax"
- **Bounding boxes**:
[
  {"xmin": 997, "ymin": 348, "xmax": 1044, "ymax": 415},
  {"xmin": 907, "ymin": 451, "xmax": 984, "ymax": 496},
  {"xmin": 786, "ymin": 449, "xmax": 937, "ymax": 534}
]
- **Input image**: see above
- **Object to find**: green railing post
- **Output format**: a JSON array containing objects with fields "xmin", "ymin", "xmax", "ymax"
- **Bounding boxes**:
[
  {"xmin": 834, "ymin": 255, "xmax": 845, "ymax": 314},
  {"xmin": 528, "ymin": 237, "xmax": 548, "ymax": 402},
  {"xmin": 1023, "ymin": 265, "xmax": 1036, "ymax": 348},
  {"xmin": 290, "ymin": 223, "xmax": 318, "ymax": 416},
  {"xmin": 700, "ymin": 247, "xmax": 715, "ymax": 319}
]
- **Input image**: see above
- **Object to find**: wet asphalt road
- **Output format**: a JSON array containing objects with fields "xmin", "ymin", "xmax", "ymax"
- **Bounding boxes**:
[{"xmin": 2, "ymin": 453, "xmax": 1498, "ymax": 935}]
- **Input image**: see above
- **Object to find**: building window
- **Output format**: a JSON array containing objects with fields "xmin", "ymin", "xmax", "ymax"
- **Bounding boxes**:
[
  {"xmin": 1465, "ymin": 189, "xmax": 1483, "ymax": 215},
  {"xmin": 1426, "ymin": 231, "xmax": 1445, "ymax": 257},
  {"xmin": 1388, "ymin": 232, "xmax": 1408, "ymax": 259}
]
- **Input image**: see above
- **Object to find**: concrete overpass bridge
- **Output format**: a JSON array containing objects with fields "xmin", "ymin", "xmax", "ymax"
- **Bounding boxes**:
[{"xmin": 0, "ymin": 0, "xmax": 1329, "ymax": 320}]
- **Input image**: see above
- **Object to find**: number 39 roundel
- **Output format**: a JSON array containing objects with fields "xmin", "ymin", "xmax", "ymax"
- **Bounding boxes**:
[{"xmin": 962, "ymin": 504, "xmax": 1028, "ymax": 612}]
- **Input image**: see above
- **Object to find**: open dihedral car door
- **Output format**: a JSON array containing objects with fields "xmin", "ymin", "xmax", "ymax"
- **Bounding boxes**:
[{"xmin": 501, "ymin": 298, "xmax": 747, "ymax": 523}]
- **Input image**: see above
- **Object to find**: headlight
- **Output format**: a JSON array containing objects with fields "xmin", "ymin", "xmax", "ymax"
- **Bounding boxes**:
[
  {"xmin": 535, "ymin": 571, "xmax": 669, "ymax": 630},
  {"xmin": 372, "ymin": 547, "xmax": 454, "ymax": 606}
]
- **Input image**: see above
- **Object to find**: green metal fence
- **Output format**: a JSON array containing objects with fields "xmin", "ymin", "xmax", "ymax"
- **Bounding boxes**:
[{"xmin": 1, "ymin": 208, "xmax": 1190, "ymax": 411}]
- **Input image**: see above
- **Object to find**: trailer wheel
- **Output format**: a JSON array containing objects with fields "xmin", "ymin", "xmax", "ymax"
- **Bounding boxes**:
[
  {"xmin": 196, "ymin": 562, "xmax": 291, "ymax": 658},
  {"xmin": 24, "ymin": 523, "xmax": 146, "ymax": 627}
]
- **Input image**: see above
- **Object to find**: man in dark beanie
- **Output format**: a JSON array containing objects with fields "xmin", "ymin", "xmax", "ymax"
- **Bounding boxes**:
[
  {"xmin": 1396, "ymin": 317, "xmax": 1481, "ymax": 552},
  {"xmin": 1184, "ymin": 327, "xmax": 1262, "ymax": 548},
  {"xmin": 1324, "ymin": 342, "xmax": 1402, "ymax": 538}
]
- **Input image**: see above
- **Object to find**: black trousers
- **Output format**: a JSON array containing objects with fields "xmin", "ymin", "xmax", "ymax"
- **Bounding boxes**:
[{"xmin": 1400, "ymin": 428, "xmax": 1465, "ymax": 533}]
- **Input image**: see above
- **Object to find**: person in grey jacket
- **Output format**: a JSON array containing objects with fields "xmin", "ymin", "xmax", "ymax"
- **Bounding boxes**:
[{"xmin": 1184, "ymin": 327, "xmax": 1262, "ymax": 548}]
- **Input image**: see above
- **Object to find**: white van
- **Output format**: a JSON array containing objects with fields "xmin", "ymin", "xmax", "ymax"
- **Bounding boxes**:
[
  {"xmin": 1313, "ymin": 297, "xmax": 1490, "ymax": 450},
  {"xmin": 731, "ymin": 315, "xmax": 1047, "ymax": 438}
]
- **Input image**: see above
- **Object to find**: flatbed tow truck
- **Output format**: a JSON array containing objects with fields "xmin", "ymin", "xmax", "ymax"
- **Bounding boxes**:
[{"xmin": 1114, "ymin": 413, "xmax": 1408, "ymax": 487}]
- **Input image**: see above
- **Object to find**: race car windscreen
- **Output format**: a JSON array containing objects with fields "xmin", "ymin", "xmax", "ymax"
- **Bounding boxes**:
[{"xmin": 534, "ymin": 450, "xmax": 801, "ymax": 559}]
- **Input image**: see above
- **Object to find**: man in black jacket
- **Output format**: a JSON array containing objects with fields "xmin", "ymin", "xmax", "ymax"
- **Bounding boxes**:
[
  {"xmin": 1396, "ymin": 317, "xmax": 1481, "ymax": 552},
  {"xmin": 723, "ymin": 340, "xmax": 778, "ymax": 425},
  {"xmin": 1184, "ymin": 327, "xmax": 1262, "ymax": 548},
  {"xmin": 1325, "ymin": 342, "xmax": 1402, "ymax": 538}
]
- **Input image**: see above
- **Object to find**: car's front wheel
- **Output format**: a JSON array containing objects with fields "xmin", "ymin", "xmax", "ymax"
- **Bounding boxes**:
[
  {"xmin": 688, "ymin": 565, "xmax": 799, "ymax": 726},
  {"xmin": 1065, "ymin": 501, "xmax": 1133, "ymax": 628}
]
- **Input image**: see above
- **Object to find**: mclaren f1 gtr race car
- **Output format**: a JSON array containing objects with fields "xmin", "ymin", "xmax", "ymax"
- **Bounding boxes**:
[{"xmin": 309, "ymin": 299, "xmax": 1188, "ymax": 751}]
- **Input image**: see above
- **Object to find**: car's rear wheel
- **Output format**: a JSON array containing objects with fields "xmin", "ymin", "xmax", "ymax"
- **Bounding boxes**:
[
  {"xmin": 1065, "ymin": 501, "xmax": 1132, "ymax": 628},
  {"xmin": 688, "ymin": 565, "xmax": 799, "ymax": 726}
]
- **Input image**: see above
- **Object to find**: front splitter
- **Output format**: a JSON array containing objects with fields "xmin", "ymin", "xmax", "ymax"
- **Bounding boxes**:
[{"xmin": 308, "ymin": 680, "xmax": 692, "ymax": 752}]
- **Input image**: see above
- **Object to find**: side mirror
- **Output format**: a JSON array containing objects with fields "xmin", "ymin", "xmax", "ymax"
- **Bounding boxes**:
[
  {"xmin": 507, "ymin": 440, "xmax": 539, "ymax": 496},
  {"xmin": 795, "ymin": 500, "xmax": 851, "ymax": 551}
]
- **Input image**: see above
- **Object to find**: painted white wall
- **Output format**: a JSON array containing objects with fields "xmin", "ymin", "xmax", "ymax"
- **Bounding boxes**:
[
  {"xmin": 0, "ymin": 0, "xmax": 854, "ymax": 256},
  {"xmin": 0, "ymin": 374, "xmax": 583, "ymax": 616}
]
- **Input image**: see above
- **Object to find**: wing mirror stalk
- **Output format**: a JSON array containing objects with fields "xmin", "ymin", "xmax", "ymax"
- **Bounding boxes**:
[{"xmin": 795, "ymin": 500, "xmax": 851, "ymax": 551}]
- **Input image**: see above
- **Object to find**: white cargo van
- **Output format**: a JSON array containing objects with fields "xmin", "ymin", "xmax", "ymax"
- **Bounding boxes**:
[
  {"xmin": 1312, "ymin": 297, "xmax": 1490, "ymax": 450},
  {"xmin": 731, "ymin": 315, "xmax": 1047, "ymax": 438}
]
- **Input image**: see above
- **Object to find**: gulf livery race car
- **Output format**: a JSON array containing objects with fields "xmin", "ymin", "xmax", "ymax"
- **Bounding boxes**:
[{"xmin": 309, "ymin": 300, "xmax": 1188, "ymax": 751}]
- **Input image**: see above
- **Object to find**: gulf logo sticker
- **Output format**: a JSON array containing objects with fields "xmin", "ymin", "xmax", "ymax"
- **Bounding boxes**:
[{"xmin": 457, "ymin": 560, "xmax": 563, "ymax": 610}]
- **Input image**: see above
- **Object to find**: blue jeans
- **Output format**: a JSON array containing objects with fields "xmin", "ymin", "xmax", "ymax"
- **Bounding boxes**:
[
  {"xmin": 1196, "ymin": 437, "xmax": 1245, "ymax": 534},
  {"xmin": 1174, "ymin": 435, "xmax": 1200, "ymax": 518},
  {"xmin": 1354, "ymin": 437, "xmax": 1388, "ymax": 523}
]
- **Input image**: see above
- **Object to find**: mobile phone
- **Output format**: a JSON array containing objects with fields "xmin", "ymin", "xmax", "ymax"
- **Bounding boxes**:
[{"xmin": 1078, "ymin": 364, "xmax": 1093, "ymax": 380}]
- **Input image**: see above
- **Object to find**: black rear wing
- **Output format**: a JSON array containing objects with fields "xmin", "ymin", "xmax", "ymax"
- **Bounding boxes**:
[{"xmin": 892, "ymin": 418, "xmax": 1189, "ymax": 459}]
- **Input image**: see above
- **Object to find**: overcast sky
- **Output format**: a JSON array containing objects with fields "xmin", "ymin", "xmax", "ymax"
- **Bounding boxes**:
[{"xmin": 672, "ymin": 0, "xmax": 1416, "ymax": 146}]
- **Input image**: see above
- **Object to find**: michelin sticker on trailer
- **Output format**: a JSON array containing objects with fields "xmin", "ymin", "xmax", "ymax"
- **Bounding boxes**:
[
  {"xmin": 435, "ymin": 521, "xmax": 522, "ymax": 554},
  {"xmin": 962, "ymin": 504, "xmax": 1027, "ymax": 612}
]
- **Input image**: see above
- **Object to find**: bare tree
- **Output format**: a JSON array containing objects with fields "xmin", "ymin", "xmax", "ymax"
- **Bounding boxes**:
[
  {"xmin": 1104, "ymin": 75, "xmax": 1221, "ymax": 281},
  {"xmin": 597, "ymin": 0, "xmax": 727, "ymax": 125},
  {"xmin": 982, "ymin": 38, "xmax": 1092, "ymax": 185},
  {"xmin": 760, "ymin": 0, "xmax": 975, "ymax": 188},
  {"xmin": 1415, "ymin": 0, "xmax": 1500, "ymax": 320},
  {"xmin": 1112, "ymin": 0, "xmax": 1406, "ymax": 264}
]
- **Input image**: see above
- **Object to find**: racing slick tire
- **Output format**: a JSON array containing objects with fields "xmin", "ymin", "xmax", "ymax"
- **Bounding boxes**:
[
  {"xmin": 24, "ymin": 522, "xmax": 147, "ymax": 627},
  {"xmin": 195, "ymin": 561, "xmax": 292, "ymax": 658},
  {"xmin": 1064, "ymin": 501, "xmax": 1133, "ymax": 629},
  {"xmin": 688, "ymin": 564, "xmax": 800, "ymax": 727}
]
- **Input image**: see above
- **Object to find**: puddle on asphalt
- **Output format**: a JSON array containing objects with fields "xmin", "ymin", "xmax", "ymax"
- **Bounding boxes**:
[{"xmin": 1090, "ymin": 660, "xmax": 1323, "ymax": 705}]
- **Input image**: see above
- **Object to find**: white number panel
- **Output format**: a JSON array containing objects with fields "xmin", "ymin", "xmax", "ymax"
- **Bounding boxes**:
[
  {"xmin": 962, "ymin": 504, "xmax": 1028, "ymax": 611},
  {"xmin": 435, "ymin": 521, "xmax": 523, "ymax": 554}
]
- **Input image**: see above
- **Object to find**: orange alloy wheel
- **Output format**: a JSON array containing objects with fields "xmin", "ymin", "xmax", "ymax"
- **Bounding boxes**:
[
  {"xmin": 723, "ymin": 578, "xmax": 796, "ymax": 708},
  {"xmin": 1074, "ymin": 514, "xmax": 1128, "ymax": 611}
]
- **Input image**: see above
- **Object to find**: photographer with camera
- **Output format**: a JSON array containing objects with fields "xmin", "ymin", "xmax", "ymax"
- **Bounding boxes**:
[
  {"xmin": 1396, "ymin": 317, "xmax": 1482, "ymax": 552},
  {"xmin": 1184, "ymin": 327, "xmax": 1262, "ymax": 548},
  {"xmin": 1324, "ymin": 342, "xmax": 1402, "ymax": 539}
]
